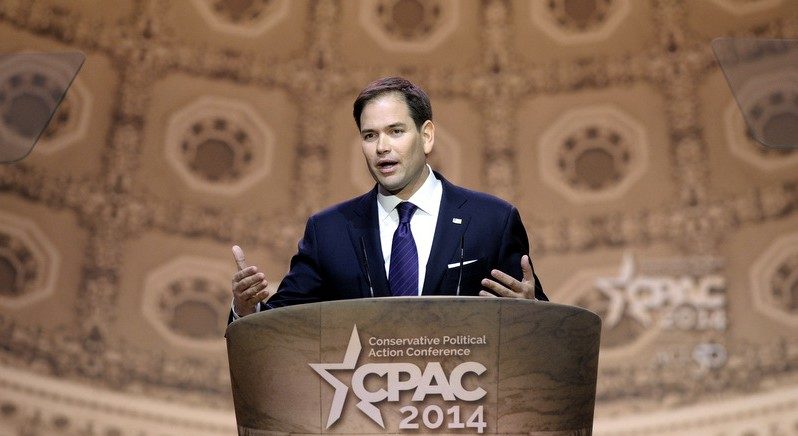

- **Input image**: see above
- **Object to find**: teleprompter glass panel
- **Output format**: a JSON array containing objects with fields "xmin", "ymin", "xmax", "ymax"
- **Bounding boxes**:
[
  {"xmin": 0, "ymin": 51, "xmax": 85, "ymax": 163},
  {"xmin": 712, "ymin": 38, "xmax": 798, "ymax": 149}
]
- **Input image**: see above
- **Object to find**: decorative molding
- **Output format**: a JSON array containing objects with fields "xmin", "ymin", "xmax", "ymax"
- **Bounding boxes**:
[
  {"xmin": 37, "ymin": 78, "xmax": 92, "ymax": 155},
  {"xmin": 531, "ymin": 177, "xmax": 797, "ymax": 256},
  {"xmin": 538, "ymin": 104, "xmax": 649, "ymax": 203},
  {"xmin": 707, "ymin": 0, "xmax": 784, "ymax": 16},
  {"xmin": 359, "ymin": 0, "xmax": 460, "ymax": 52},
  {"xmin": 530, "ymin": 0, "xmax": 631, "ymax": 45},
  {"xmin": 595, "ymin": 336, "xmax": 798, "ymax": 413},
  {"xmin": 0, "ymin": 363, "xmax": 234, "ymax": 435},
  {"xmin": 289, "ymin": 0, "xmax": 343, "ymax": 217},
  {"xmin": 0, "ymin": 210, "xmax": 60, "ymax": 309},
  {"xmin": 190, "ymin": 0, "xmax": 290, "ymax": 37},
  {"xmin": 0, "ymin": 312, "xmax": 231, "ymax": 407},
  {"xmin": 164, "ymin": 96, "xmax": 275, "ymax": 196},
  {"xmin": 724, "ymin": 73, "xmax": 798, "ymax": 170},
  {"xmin": 0, "ymin": 54, "xmax": 91, "ymax": 159},
  {"xmin": 595, "ymin": 383, "xmax": 798, "ymax": 435},
  {"xmin": 479, "ymin": 0, "xmax": 518, "ymax": 201},
  {"xmin": 750, "ymin": 232, "xmax": 798, "ymax": 327},
  {"xmin": 141, "ymin": 256, "xmax": 232, "ymax": 351}
]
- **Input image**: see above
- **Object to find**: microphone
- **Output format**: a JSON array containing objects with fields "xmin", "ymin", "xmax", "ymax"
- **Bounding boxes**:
[
  {"xmin": 360, "ymin": 236, "xmax": 375, "ymax": 298},
  {"xmin": 455, "ymin": 234, "xmax": 464, "ymax": 296}
]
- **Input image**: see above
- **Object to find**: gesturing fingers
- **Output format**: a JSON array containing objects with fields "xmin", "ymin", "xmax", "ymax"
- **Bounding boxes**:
[
  {"xmin": 480, "ymin": 277, "xmax": 514, "ymax": 298},
  {"xmin": 521, "ymin": 255, "xmax": 533, "ymax": 283},
  {"xmin": 232, "ymin": 245, "xmax": 248, "ymax": 271},
  {"xmin": 233, "ymin": 271, "xmax": 265, "ymax": 294},
  {"xmin": 490, "ymin": 268, "xmax": 525, "ymax": 294},
  {"xmin": 241, "ymin": 280, "xmax": 269, "ymax": 304},
  {"xmin": 480, "ymin": 261, "xmax": 536, "ymax": 300},
  {"xmin": 230, "ymin": 245, "xmax": 269, "ymax": 316},
  {"xmin": 232, "ymin": 265, "xmax": 258, "ymax": 284}
]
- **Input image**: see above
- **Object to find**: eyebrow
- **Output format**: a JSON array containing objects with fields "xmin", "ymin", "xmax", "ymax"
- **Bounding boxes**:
[{"xmin": 360, "ymin": 122, "xmax": 408, "ymax": 133}]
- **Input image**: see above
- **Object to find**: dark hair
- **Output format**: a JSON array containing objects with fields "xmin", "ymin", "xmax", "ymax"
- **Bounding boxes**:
[{"xmin": 353, "ymin": 76, "xmax": 432, "ymax": 131}]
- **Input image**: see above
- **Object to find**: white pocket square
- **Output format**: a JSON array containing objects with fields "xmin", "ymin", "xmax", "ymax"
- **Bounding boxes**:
[{"xmin": 447, "ymin": 259, "xmax": 478, "ymax": 269}]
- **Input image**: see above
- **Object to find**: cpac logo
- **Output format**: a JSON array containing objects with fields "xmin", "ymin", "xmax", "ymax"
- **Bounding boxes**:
[
  {"xmin": 596, "ymin": 253, "xmax": 726, "ymax": 331},
  {"xmin": 310, "ymin": 326, "xmax": 487, "ymax": 429}
]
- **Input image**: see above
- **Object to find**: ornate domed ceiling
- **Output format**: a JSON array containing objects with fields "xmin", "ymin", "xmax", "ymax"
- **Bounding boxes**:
[{"xmin": 0, "ymin": 0, "xmax": 797, "ymax": 434}]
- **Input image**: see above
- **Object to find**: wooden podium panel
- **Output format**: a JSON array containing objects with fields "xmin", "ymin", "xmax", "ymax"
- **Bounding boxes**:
[{"xmin": 226, "ymin": 297, "xmax": 600, "ymax": 435}]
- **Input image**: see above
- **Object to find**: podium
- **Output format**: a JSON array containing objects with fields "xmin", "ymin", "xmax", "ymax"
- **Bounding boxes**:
[{"xmin": 226, "ymin": 297, "xmax": 600, "ymax": 435}]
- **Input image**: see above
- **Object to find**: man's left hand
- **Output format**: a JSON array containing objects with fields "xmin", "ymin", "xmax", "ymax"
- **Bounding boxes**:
[{"xmin": 480, "ymin": 255, "xmax": 537, "ymax": 300}]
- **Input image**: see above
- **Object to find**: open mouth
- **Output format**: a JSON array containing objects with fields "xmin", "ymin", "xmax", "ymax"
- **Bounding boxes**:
[{"xmin": 377, "ymin": 160, "xmax": 398, "ymax": 174}]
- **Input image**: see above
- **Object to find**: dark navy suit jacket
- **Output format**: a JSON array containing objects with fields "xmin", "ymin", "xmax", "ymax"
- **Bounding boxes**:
[{"xmin": 256, "ymin": 173, "xmax": 546, "ymax": 311}]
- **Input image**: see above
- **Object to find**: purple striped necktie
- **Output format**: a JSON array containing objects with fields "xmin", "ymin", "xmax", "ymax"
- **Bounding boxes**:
[{"xmin": 389, "ymin": 202, "xmax": 419, "ymax": 296}]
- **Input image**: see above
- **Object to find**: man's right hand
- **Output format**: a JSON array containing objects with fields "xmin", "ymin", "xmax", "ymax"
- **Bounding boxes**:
[{"xmin": 231, "ymin": 245, "xmax": 270, "ymax": 317}]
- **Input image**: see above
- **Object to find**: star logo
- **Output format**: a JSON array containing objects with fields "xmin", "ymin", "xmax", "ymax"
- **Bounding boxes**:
[
  {"xmin": 594, "ymin": 252, "xmax": 636, "ymax": 327},
  {"xmin": 309, "ymin": 325, "xmax": 385, "ymax": 429}
]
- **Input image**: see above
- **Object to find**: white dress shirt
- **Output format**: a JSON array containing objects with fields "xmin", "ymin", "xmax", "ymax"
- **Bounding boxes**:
[{"xmin": 376, "ymin": 166, "xmax": 442, "ymax": 295}]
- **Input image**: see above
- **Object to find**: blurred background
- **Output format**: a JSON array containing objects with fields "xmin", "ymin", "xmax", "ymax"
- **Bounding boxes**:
[{"xmin": 1, "ymin": 0, "xmax": 797, "ymax": 434}]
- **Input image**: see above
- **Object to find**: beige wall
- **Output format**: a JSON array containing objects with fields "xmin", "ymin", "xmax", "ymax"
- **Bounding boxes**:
[{"xmin": 0, "ymin": 0, "xmax": 797, "ymax": 434}]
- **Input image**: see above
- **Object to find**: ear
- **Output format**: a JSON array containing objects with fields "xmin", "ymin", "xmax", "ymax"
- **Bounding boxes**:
[{"xmin": 421, "ymin": 120, "xmax": 435, "ymax": 155}]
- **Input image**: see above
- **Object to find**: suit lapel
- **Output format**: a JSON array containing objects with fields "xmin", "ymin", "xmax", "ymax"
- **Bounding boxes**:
[
  {"xmin": 422, "ymin": 177, "xmax": 470, "ymax": 295},
  {"xmin": 347, "ymin": 188, "xmax": 391, "ymax": 297}
]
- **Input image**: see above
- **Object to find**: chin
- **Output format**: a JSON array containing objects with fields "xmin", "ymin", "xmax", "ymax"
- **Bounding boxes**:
[
  {"xmin": 375, "ymin": 174, "xmax": 399, "ymax": 187},
  {"xmin": 376, "ymin": 179, "xmax": 403, "ymax": 194},
  {"xmin": 379, "ymin": 182, "xmax": 400, "ymax": 192}
]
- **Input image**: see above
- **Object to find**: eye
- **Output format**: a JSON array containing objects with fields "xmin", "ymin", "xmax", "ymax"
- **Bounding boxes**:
[
  {"xmin": 390, "ymin": 128, "xmax": 404, "ymax": 135},
  {"xmin": 362, "ymin": 132, "xmax": 376, "ymax": 141}
]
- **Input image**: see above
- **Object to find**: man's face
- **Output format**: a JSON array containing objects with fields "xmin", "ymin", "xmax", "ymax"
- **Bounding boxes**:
[{"xmin": 359, "ymin": 93, "xmax": 434, "ymax": 199}]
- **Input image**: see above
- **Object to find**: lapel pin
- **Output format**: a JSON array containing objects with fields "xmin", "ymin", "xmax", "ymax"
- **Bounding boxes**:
[{"xmin": 452, "ymin": 218, "xmax": 462, "ymax": 224}]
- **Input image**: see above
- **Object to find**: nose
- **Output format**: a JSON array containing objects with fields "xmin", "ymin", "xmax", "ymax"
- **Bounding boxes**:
[{"xmin": 375, "ymin": 133, "xmax": 390, "ymax": 154}]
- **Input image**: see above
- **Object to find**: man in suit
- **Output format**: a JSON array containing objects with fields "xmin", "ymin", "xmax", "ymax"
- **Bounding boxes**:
[{"xmin": 230, "ymin": 77, "xmax": 546, "ymax": 320}]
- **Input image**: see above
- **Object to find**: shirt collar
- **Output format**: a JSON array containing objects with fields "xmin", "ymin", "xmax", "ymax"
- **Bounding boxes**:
[{"xmin": 377, "ymin": 165, "xmax": 440, "ymax": 219}]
